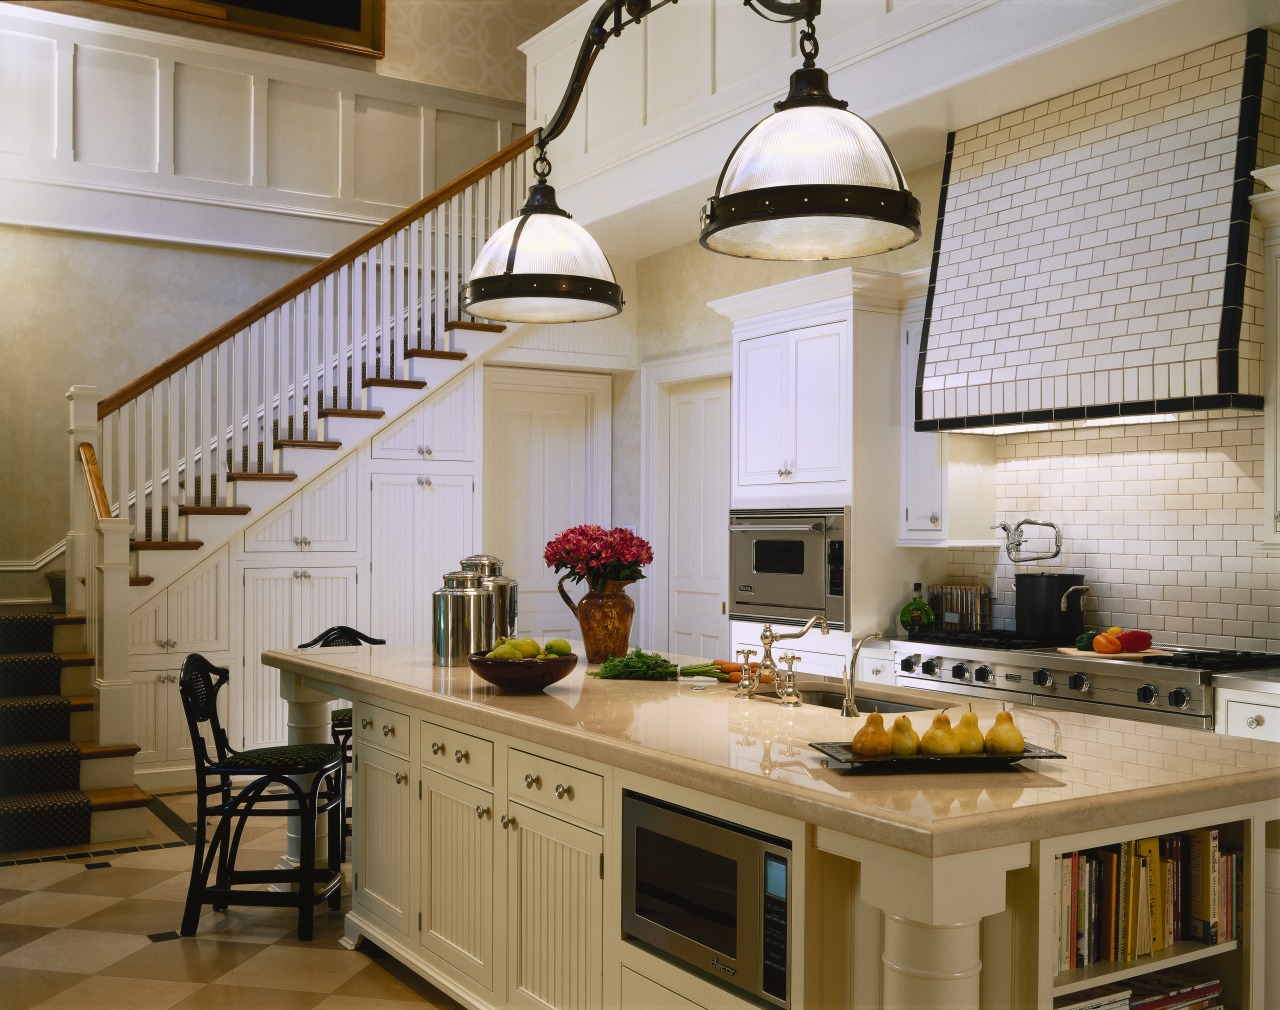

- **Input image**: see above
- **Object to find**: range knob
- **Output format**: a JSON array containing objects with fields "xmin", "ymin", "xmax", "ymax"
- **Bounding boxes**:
[
  {"xmin": 1137, "ymin": 684, "xmax": 1159, "ymax": 705},
  {"xmin": 951, "ymin": 663, "xmax": 969, "ymax": 681},
  {"xmin": 1168, "ymin": 687, "xmax": 1190, "ymax": 709},
  {"xmin": 1068, "ymin": 673, "xmax": 1090, "ymax": 693},
  {"xmin": 899, "ymin": 656, "xmax": 917, "ymax": 673},
  {"xmin": 974, "ymin": 665, "xmax": 994, "ymax": 684},
  {"xmin": 1032, "ymin": 668, "xmax": 1053, "ymax": 688},
  {"xmin": 921, "ymin": 658, "xmax": 939, "ymax": 677}
]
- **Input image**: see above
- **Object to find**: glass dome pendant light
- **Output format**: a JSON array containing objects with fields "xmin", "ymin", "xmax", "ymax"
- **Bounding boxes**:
[
  {"xmin": 460, "ymin": 147, "xmax": 623, "ymax": 324},
  {"xmin": 700, "ymin": 18, "xmax": 921, "ymax": 260}
]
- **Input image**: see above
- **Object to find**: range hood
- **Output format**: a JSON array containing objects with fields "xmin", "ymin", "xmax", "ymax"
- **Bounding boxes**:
[{"xmin": 916, "ymin": 29, "xmax": 1273, "ymax": 432}]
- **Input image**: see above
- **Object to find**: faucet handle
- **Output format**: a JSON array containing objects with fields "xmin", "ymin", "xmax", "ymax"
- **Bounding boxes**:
[
  {"xmin": 778, "ymin": 653, "xmax": 799, "ymax": 670},
  {"xmin": 736, "ymin": 648, "xmax": 757, "ymax": 663}
]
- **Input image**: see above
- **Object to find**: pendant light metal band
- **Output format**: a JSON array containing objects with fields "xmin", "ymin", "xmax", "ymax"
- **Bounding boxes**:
[{"xmin": 702, "ymin": 184, "xmax": 921, "ymax": 247}]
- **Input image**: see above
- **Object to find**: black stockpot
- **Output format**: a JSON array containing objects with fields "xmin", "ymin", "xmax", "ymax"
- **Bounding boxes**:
[{"xmin": 1014, "ymin": 573, "xmax": 1089, "ymax": 644}]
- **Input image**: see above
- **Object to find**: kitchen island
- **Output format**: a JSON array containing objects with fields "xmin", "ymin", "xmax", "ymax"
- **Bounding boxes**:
[{"xmin": 264, "ymin": 644, "xmax": 1280, "ymax": 1010}]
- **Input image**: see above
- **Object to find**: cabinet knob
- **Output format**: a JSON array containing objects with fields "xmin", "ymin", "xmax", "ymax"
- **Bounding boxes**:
[
  {"xmin": 301, "ymin": 535, "xmax": 311, "ymax": 546},
  {"xmin": 293, "ymin": 570, "xmax": 302, "ymax": 579},
  {"xmin": 293, "ymin": 536, "xmax": 303, "ymax": 547},
  {"xmin": 361, "ymin": 717, "xmax": 374, "ymax": 730},
  {"xmin": 423, "ymin": 445, "xmax": 433, "ymax": 456},
  {"xmin": 417, "ymin": 475, "xmax": 433, "ymax": 487},
  {"xmin": 1247, "ymin": 714, "xmax": 1265, "ymax": 729},
  {"xmin": 554, "ymin": 783, "xmax": 573, "ymax": 800},
  {"xmin": 500, "ymin": 814, "xmax": 515, "ymax": 829},
  {"xmin": 382, "ymin": 724, "xmax": 395, "ymax": 737},
  {"xmin": 395, "ymin": 772, "xmax": 407, "ymax": 785},
  {"xmin": 431, "ymin": 741, "xmax": 444, "ymax": 755},
  {"xmin": 524, "ymin": 773, "xmax": 540, "ymax": 789},
  {"xmin": 475, "ymin": 804, "xmax": 489, "ymax": 819},
  {"xmin": 455, "ymin": 748, "xmax": 469, "ymax": 763},
  {"xmin": 929, "ymin": 512, "xmax": 940, "ymax": 526}
]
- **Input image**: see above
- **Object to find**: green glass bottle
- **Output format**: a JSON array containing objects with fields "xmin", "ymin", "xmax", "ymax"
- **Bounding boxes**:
[{"xmin": 899, "ymin": 582, "xmax": 935, "ymax": 634}]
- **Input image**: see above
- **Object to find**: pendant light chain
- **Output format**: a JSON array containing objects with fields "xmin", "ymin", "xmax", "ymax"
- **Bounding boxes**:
[{"xmin": 799, "ymin": 18, "xmax": 818, "ymax": 69}]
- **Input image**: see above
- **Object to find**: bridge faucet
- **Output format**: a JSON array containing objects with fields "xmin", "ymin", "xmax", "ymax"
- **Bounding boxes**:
[
  {"xmin": 753, "ymin": 616, "xmax": 829, "ymax": 702},
  {"xmin": 841, "ymin": 633, "xmax": 883, "ymax": 717}
]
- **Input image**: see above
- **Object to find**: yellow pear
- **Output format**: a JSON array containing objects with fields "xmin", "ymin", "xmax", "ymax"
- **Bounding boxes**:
[
  {"xmin": 954, "ymin": 711, "xmax": 985, "ymax": 755},
  {"xmin": 851, "ymin": 711, "xmax": 893, "ymax": 757},
  {"xmin": 920, "ymin": 712, "xmax": 961, "ymax": 756},
  {"xmin": 890, "ymin": 714, "xmax": 920, "ymax": 756},
  {"xmin": 984, "ymin": 710, "xmax": 1025, "ymax": 754}
]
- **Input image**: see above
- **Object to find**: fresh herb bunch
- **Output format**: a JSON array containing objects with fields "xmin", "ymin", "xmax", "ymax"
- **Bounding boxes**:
[{"xmin": 592, "ymin": 649, "xmax": 722, "ymax": 680}]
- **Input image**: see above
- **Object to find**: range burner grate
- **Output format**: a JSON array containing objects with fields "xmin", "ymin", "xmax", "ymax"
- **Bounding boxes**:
[
  {"xmin": 1142, "ymin": 649, "xmax": 1280, "ymax": 673},
  {"xmin": 905, "ymin": 627, "xmax": 1047, "ymax": 651}
]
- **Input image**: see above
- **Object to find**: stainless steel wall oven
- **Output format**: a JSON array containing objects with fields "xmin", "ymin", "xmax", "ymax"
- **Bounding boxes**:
[
  {"xmin": 622, "ymin": 792, "xmax": 791, "ymax": 1009},
  {"xmin": 728, "ymin": 507, "xmax": 848, "ymax": 629}
]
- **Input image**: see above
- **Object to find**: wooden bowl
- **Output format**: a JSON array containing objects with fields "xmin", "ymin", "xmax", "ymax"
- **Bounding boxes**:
[{"xmin": 467, "ymin": 652, "xmax": 577, "ymax": 693}]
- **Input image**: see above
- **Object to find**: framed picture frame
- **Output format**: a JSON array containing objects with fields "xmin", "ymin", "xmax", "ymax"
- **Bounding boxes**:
[{"xmin": 90, "ymin": 0, "xmax": 385, "ymax": 59}]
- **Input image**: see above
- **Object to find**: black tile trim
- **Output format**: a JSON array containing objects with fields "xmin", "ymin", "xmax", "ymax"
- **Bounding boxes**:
[
  {"xmin": 915, "ymin": 131, "xmax": 956, "ymax": 426},
  {"xmin": 148, "ymin": 795, "xmax": 197, "ymax": 846},
  {"xmin": 914, "ymin": 394, "xmax": 1265, "ymax": 431}
]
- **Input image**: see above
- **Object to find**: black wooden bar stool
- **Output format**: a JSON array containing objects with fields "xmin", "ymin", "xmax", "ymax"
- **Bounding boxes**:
[{"xmin": 178, "ymin": 652, "xmax": 345, "ymax": 940}]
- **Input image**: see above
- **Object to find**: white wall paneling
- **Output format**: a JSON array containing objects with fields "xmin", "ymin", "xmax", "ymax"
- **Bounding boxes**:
[{"xmin": 0, "ymin": 4, "xmax": 524, "ymax": 257}]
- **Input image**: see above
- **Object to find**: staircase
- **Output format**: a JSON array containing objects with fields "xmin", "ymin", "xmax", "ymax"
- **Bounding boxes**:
[
  {"xmin": 52, "ymin": 135, "xmax": 537, "ymax": 845},
  {"xmin": 0, "ymin": 601, "xmax": 148, "ymax": 853}
]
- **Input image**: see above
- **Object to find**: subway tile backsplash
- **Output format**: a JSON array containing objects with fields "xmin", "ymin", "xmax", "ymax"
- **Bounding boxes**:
[{"xmin": 945, "ymin": 413, "xmax": 1280, "ymax": 651}]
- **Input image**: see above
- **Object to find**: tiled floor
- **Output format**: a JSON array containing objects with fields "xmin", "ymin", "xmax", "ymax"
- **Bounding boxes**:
[{"xmin": 0, "ymin": 793, "xmax": 461, "ymax": 1010}]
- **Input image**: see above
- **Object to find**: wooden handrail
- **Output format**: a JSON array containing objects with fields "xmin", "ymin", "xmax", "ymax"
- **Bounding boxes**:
[
  {"xmin": 79, "ymin": 442, "xmax": 113, "ymax": 522},
  {"xmin": 98, "ymin": 130, "xmax": 538, "ymax": 420}
]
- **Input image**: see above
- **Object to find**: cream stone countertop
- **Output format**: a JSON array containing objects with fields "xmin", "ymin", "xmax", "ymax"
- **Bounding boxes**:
[{"xmin": 265, "ymin": 644, "xmax": 1280, "ymax": 858}]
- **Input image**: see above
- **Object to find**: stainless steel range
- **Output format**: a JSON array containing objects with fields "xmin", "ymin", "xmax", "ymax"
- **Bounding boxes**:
[{"xmin": 891, "ymin": 629, "xmax": 1280, "ymax": 730}]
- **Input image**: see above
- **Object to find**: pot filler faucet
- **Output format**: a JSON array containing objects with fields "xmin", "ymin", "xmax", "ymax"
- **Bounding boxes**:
[
  {"xmin": 993, "ymin": 518, "xmax": 1063, "ymax": 564},
  {"xmin": 737, "ymin": 615, "xmax": 829, "ymax": 704}
]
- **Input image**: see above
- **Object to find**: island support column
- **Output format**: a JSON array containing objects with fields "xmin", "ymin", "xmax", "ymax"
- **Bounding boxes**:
[
  {"xmin": 815, "ymin": 829, "xmax": 1030, "ymax": 1009},
  {"xmin": 279, "ymin": 671, "xmax": 339, "ymax": 870}
]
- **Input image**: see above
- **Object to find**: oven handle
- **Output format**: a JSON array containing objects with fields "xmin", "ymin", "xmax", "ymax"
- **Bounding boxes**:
[{"xmin": 728, "ymin": 523, "xmax": 822, "ymax": 533}]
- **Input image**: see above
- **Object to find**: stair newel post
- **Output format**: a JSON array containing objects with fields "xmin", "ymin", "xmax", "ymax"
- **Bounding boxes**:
[
  {"xmin": 93, "ymin": 516, "xmax": 134, "ymax": 746},
  {"xmin": 66, "ymin": 385, "xmax": 101, "ymax": 615}
]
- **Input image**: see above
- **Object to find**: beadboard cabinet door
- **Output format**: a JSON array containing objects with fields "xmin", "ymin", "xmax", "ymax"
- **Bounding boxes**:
[
  {"xmin": 244, "ymin": 455, "xmax": 360, "ymax": 554},
  {"xmin": 351, "ymin": 703, "xmax": 413, "ymax": 940},
  {"xmin": 240, "ymin": 565, "xmax": 357, "ymax": 750},
  {"xmin": 505, "ymin": 801, "xmax": 604, "ymax": 1010},
  {"xmin": 371, "ymin": 368, "xmax": 477, "ymax": 463}
]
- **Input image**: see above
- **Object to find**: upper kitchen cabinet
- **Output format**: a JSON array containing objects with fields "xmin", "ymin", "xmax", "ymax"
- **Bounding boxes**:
[
  {"xmin": 713, "ymin": 272, "xmax": 855, "ymax": 508},
  {"xmin": 371, "ymin": 367, "xmax": 478, "ymax": 464},
  {"xmin": 899, "ymin": 308, "xmax": 996, "ymax": 547},
  {"xmin": 243, "ymin": 453, "xmax": 360, "ymax": 554}
]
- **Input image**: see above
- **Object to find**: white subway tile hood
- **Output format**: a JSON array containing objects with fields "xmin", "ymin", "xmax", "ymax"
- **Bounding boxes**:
[{"xmin": 916, "ymin": 31, "xmax": 1276, "ymax": 432}]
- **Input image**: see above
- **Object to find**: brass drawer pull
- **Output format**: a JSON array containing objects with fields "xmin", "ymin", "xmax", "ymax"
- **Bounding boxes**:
[
  {"xmin": 395, "ymin": 772, "xmax": 407, "ymax": 785},
  {"xmin": 431, "ymin": 741, "xmax": 444, "ymax": 755},
  {"xmin": 382, "ymin": 724, "xmax": 395, "ymax": 737},
  {"xmin": 475, "ymin": 805, "xmax": 489, "ymax": 819},
  {"xmin": 455, "ymin": 748, "xmax": 469, "ymax": 763},
  {"xmin": 524, "ymin": 773, "xmax": 540, "ymax": 789},
  {"xmin": 361, "ymin": 717, "xmax": 374, "ymax": 730},
  {"xmin": 555, "ymin": 783, "xmax": 573, "ymax": 800}
]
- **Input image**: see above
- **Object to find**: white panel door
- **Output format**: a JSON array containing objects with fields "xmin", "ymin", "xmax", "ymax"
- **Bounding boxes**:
[
  {"xmin": 668, "ymin": 377, "xmax": 731, "ymax": 658},
  {"xmin": 241, "ymin": 567, "xmax": 299, "ymax": 750},
  {"xmin": 300, "ymin": 567, "xmax": 359, "ymax": 648},
  {"xmin": 370, "ymin": 474, "xmax": 421, "ymax": 645},
  {"xmin": 352, "ymin": 740, "xmax": 412, "ymax": 937},
  {"xmin": 734, "ymin": 333, "xmax": 789, "ymax": 487},
  {"xmin": 789, "ymin": 321, "xmax": 848, "ymax": 484},
  {"xmin": 301, "ymin": 457, "xmax": 359, "ymax": 552},
  {"xmin": 167, "ymin": 545, "xmax": 230, "ymax": 653},
  {"xmin": 483, "ymin": 369, "xmax": 611, "ymax": 641}
]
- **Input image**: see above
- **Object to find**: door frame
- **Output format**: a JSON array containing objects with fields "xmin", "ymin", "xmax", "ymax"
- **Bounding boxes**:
[{"xmin": 639, "ymin": 347, "xmax": 733, "ymax": 650}]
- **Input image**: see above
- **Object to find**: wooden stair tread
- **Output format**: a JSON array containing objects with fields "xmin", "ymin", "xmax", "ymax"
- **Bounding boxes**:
[
  {"xmin": 179, "ymin": 505, "xmax": 252, "ymax": 515},
  {"xmin": 59, "ymin": 653, "xmax": 94, "ymax": 667},
  {"xmin": 130, "ymin": 576, "xmax": 154, "ymax": 587},
  {"xmin": 88, "ymin": 785, "xmax": 152, "ymax": 812},
  {"xmin": 274, "ymin": 440, "xmax": 341, "ymax": 450},
  {"xmin": 362, "ymin": 377, "xmax": 426, "ymax": 389},
  {"xmin": 78, "ymin": 741, "xmax": 141, "ymax": 760},
  {"xmin": 52, "ymin": 613, "xmax": 86, "ymax": 626},
  {"xmin": 68, "ymin": 695, "xmax": 94, "ymax": 711},
  {"xmin": 445, "ymin": 320, "xmax": 506, "ymax": 333},
  {"xmin": 317, "ymin": 408, "xmax": 385, "ymax": 419},
  {"xmin": 405, "ymin": 348, "xmax": 468, "ymax": 361},
  {"xmin": 225, "ymin": 472, "xmax": 297, "ymax": 482},
  {"xmin": 131, "ymin": 540, "xmax": 203, "ymax": 551}
]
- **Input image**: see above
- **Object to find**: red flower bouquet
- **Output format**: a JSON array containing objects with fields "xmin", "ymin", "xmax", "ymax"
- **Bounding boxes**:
[{"xmin": 543, "ymin": 524, "xmax": 653, "ymax": 592}]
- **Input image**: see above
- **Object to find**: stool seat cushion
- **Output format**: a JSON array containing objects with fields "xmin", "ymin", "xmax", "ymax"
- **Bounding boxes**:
[
  {"xmin": 217, "ymin": 742, "xmax": 343, "ymax": 774},
  {"xmin": 330, "ymin": 707, "xmax": 352, "ymax": 728}
]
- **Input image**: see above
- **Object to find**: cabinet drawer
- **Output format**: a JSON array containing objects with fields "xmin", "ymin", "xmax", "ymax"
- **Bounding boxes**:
[
  {"xmin": 1223, "ymin": 698, "xmax": 1280, "ymax": 742},
  {"xmin": 508, "ymin": 749, "xmax": 603, "ymax": 827},
  {"xmin": 421, "ymin": 720, "xmax": 494, "ymax": 787},
  {"xmin": 353, "ymin": 702, "xmax": 410, "ymax": 758}
]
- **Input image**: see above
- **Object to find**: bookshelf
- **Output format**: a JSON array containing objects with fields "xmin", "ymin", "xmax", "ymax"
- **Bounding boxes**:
[{"xmin": 1037, "ymin": 803, "xmax": 1266, "ymax": 1010}]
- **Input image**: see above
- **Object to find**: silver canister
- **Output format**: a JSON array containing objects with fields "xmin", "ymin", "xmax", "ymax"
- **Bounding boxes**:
[
  {"xmin": 459, "ymin": 554, "xmax": 518, "ymax": 640},
  {"xmin": 432, "ymin": 570, "xmax": 496, "ymax": 666}
]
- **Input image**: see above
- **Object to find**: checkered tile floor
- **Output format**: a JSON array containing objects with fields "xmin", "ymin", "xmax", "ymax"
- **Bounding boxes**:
[{"xmin": 0, "ymin": 793, "xmax": 460, "ymax": 1009}]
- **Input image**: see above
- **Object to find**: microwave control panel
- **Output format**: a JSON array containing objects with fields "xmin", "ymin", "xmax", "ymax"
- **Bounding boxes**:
[{"xmin": 762, "ymin": 852, "xmax": 788, "ymax": 1001}]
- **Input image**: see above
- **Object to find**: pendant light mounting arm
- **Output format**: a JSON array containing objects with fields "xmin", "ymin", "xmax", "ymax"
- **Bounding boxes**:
[{"xmin": 538, "ymin": 0, "xmax": 821, "ymax": 149}]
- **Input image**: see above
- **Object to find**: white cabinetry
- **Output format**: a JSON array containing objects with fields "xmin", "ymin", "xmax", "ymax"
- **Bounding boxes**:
[
  {"xmin": 369, "ymin": 471, "xmax": 475, "ymax": 646},
  {"xmin": 240, "ymin": 565, "xmax": 358, "ymax": 749},
  {"xmin": 352, "ymin": 700, "xmax": 413, "ymax": 939},
  {"xmin": 731, "ymin": 619, "xmax": 851, "ymax": 681},
  {"xmin": 372, "ymin": 367, "xmax": 478, "ymax": 463},
  {"xmin": 244, "ymin": 455, "xmax": 359, "ymax": 553},
  {"xmin": 898, "ymin": 310, "xmax": 997, "ymax": 546},
  {"xmin": 1215, "ymin": 683, "xmax": 1280, "ymax": 741},
  {"xmin": 731, "ymin": 318, "xmax": 851, "ymax": 506}
]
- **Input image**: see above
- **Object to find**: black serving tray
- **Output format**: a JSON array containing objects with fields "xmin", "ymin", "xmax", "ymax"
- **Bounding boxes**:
[{"xmin": 809, "ymin": 740, "xmax": 1065, "ymax": 772}]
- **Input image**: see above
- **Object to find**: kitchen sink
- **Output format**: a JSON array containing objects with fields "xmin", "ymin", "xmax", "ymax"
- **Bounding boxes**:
[{"xmin": 795, "ymin": 683, "xmax": 923, "ymax": 714}]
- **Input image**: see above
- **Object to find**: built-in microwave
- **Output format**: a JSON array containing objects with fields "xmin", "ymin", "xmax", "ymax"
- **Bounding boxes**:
[
  {"xmin": 728, "ymin": 507, "xmax": 848, "ymax": 629},
  {"xmin": 622, "ymin": 792, "xmax": 791, "ymax": 1009}
]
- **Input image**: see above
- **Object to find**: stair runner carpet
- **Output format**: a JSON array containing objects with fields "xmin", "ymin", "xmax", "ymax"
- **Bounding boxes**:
[{"xmin": 0, "ymin": 606, "xmax": 91, "ymax": 853}]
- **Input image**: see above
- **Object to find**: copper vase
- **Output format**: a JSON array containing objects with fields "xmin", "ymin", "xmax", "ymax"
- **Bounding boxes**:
[{"xmin": 558, "ymin": 575, "xmax": 635, "ymax": 663}]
